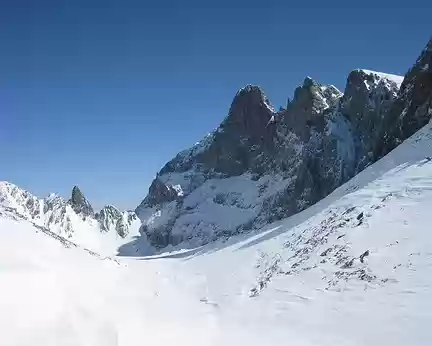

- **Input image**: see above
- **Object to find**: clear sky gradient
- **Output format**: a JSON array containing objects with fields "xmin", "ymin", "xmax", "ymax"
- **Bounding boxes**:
[{"xmin": 1, "ymin": 0, "xmax": 431, "ymax": 210}]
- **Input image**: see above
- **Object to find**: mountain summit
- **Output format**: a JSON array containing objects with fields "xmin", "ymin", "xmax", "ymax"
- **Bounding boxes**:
[
  {"xmin": 69, "ymin": 186, "xmax": 94, "ymax": 218},
  {"xmin": 136, "ymin": 39, "xmax": 432, "ymax": 250}
]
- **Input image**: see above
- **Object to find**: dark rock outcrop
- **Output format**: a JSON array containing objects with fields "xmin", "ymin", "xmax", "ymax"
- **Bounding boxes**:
[
  {"xmin": 204, "ymin": 85, "xmax": 276, "ymax": 176},
  {"xmin": 158, "ymin": 85, "xmax": 277, "ymax": 178},
  {"xmin": 143, "ymin": 178, "xmax": 181, "ymax": 208},
  {"xmin": 381, "ymin": 38, "xmax": 432, "ymax": 155},
  {"xmin": 68, "ymin": 186, "xmax": 94, "ymax": 217},
  {"xmin": 340, "ymin": 69, "xmax": 401, "ymax": 171}
]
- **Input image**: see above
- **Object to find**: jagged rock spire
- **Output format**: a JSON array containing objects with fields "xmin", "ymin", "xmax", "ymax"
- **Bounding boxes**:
[{"xmin": 69, "ymin": 186, "xmax": 94, "ymax": 217}]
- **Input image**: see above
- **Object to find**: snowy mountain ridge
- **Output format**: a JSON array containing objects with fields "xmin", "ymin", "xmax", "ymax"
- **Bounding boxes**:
[
  {"xmin": 358, "ymin": 68, "xmax": 405, "ymax": 88},
  {"xmin": 0, "ymin": 181, "xmax": 141, "ymax": 254}
]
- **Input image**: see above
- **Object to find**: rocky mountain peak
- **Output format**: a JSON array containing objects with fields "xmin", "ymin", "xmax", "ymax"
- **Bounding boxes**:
[
  {"xmin": 342, "ymin": 69, "xmax": 402, "ymax": 114},
  {"xmin": 379, "ymin": 38, "xmax": 432, "ymax": 156},
  {"xmin": 0, "ymin": 181, "xmax": 41, "ymax": 219},
  {"xmin": 227, "ymin": 84, "xmax": 275, "ymax": 129},
  {"xmin": 135, "ymin": 39, "xmax": 432, "ymax": 250},
  {"xmin": 1, "ymin": 180, "xmax": 140, "ymax": 245},
  {"xmin": 279, "ymin": 77, "xmax": 342, "ymax": 141},
  {"xmin": 344, "ymin": 69, "xmax": 402, "ymax": 103},
  {"xmin": 335, "ymin": 69, "xmax": 404, "ymax": 172},
  {"xmin": 199, "ymin": 85, "xmax": 276, "ymax": 176},
  {"xmin": 235, "ymin": 84, "xmax": 273, "ymax": 104},
  {"xmin": 346, "ymin": 69, "xmax": 376, "ymax": 91},
  {"xmin": 69, "ymin": 186, "xmax": 94, "ymax": 217},
  {"xmin": 302, "ymin": 76, "xmax": 317, "ymax": 88},
  {"xmin": 292, "ymin": 77, "xmax": 341, "ymax": 115},
  {"xmin": 157, "ymin": 85, "xmax": 277, "ymax": 178}
]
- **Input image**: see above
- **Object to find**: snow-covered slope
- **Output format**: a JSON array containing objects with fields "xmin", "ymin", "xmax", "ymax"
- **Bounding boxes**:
[
  {"xmin": 0, "ymin": 182, "xmax": 142, "ymax": 255},
  {"xmin": 1, "ymin": 119, "xmax": 432, "ymax": 345},
  {"xmin": 178, "ymin": 119, "xmax": 432, "ymax": 346}
]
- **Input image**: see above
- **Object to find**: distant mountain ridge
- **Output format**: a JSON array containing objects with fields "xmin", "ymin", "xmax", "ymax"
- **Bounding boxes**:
[
  {"xmin": 136, "ymin": 38, "xmax": 432, "ymax": 249},
  {"xmin": 0, "ymin": 181, "xmax": 140, "ymax": 253}
]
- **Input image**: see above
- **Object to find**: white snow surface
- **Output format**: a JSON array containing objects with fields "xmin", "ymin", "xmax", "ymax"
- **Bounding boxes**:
[
  {"xmin": 1, "ymin": 122, "xmax": 432, "ymax": 345},
  {"xmin": 360, "ymin": 69, "xmax": 405, "ymax": 88}
]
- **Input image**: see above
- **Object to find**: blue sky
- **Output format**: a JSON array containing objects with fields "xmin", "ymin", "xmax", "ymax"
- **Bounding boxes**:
[{"xmin": 1, "ymin": 0, "xmax": 431, "ymax": 210}]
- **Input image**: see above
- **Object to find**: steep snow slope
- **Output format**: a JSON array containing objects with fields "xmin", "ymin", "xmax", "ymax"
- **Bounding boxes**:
[
  {"xmin": 1, "ymin": 120, "xmax": 432, "ymax": 345},
  {"xmin": 167, "ymin": 120, "xmax": 432, "ymax": 346}
]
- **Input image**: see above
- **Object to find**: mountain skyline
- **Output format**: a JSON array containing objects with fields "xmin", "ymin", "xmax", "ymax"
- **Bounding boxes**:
[{"xmin": 1, "ymin": 1, "xmax": 431, "ymax": 210}]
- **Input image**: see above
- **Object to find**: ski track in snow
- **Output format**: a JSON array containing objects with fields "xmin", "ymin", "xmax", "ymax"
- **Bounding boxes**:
[{"xmin": 1, "ymin": 123, "xmax": 432, "ymax": 345}]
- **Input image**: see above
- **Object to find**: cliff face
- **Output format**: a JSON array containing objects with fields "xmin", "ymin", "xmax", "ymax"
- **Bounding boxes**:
[
  {"xmin": 381, "ymin": 39, "xmax": 432, "ymax": 155},
  {"xmin": 69, "ymin": 186, "xmax": 94, "ymax": 218},
  {"xmin": 136, "ymin": 40, "xmax": 432, "ymax": 250}
]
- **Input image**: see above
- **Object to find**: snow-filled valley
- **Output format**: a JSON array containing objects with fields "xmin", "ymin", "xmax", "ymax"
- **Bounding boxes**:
[{"xmin": 1, "ymin": 119, "xmax": 432, "ymax": 345}]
